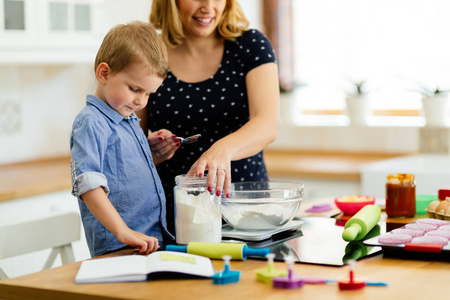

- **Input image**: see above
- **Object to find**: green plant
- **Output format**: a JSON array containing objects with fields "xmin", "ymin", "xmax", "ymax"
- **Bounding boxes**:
[
  {"xmin": 346, "ymin": 81, "xmax": 367, "ymax": 97},
  {"xmin": 417, "ymin": 86, "xmax": 449, "ymax": 98}
]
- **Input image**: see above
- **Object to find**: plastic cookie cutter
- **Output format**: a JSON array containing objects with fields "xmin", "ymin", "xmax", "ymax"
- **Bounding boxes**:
[
  {"xmin": 272, "ymin": 258, "xmax": 304, "ymax": 289},
  {"xmin": 255, "ymin": 253, "xmax": 288, "ymax": 283},
  {"xmin": 212, "ymin": 255, "xmax": 241, "ymax": 285},
  {"xmin": 336, "ymin": 259, "xmax": 388, "ymax": 290},
  {"xmin": 338, "ymin": 259, "xmax": 366, "ymax": 290}
]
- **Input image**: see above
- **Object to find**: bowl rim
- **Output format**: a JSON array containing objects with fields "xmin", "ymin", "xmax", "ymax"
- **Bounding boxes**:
[
  {"xmin": 334, "ymin": 195, "xmax": 376, "ymax": 203},
  {"xmin": 221, "ymin": 197, "xmax": 302, "ymax": 204},
  {"xmin": 226, "ymin": 181, "xmax": 304, "ymax": 192},
  {"xmin": 222, "ymin": 181, "xmax": 304, "ymax": 204}
]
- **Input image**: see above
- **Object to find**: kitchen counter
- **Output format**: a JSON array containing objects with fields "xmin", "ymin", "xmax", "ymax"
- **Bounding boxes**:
[
  {"xmin": 0, "ymin": 151, "xmax": 410, "ymax": 202},
  {"xmin": 361, "ymin": 154, "xmax": 450, "ymax": 197},
  {"xmin": 264, "ymin": 149, "xmax": 409, "ymax": 180},
  {"xmin": 0, "ymin": 156, "xmax": 71, "ymax": 202}
]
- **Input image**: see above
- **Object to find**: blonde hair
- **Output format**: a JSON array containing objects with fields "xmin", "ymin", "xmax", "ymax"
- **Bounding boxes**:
[
  {"xmin": 150, "ymin": 0, "xmax": 250, "ymax": 48},
  {"xmin": 94, "ymin": 21, "xmax": 168, "ymax": 78}
]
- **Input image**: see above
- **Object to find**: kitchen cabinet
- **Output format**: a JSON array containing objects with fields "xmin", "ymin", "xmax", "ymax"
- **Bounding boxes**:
[{"xmin": 0, "ymin": 0, "xmax": 104, "ymax": 64}]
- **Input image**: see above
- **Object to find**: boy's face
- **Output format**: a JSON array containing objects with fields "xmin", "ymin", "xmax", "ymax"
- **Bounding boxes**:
[{"xmin": 99, "ymin": 63, "xmax": 164, "ymax": 117}]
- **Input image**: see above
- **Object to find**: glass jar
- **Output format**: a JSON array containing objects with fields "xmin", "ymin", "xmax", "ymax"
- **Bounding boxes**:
[
  {"xmin": 385, "ymin": 173, "xmax": 416, "ymax": 218},
  {"xmin": 174, "ymin": 175, "xmax": 221, "ymax": 244}
]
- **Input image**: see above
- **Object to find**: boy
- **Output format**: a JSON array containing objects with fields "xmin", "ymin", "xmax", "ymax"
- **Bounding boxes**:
[{"xmin": 70, "ymin": 21, "xmax": 173, "ymax": 257}]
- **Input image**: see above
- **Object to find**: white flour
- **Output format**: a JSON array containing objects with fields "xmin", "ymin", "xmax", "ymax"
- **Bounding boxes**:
[
  {"xmin": 175, "ymin": 189, "xmax": 221, "ymax": 244},
  {"xmin": 222, "ymin": 202, "xmax": 293, "ymax": 230}
]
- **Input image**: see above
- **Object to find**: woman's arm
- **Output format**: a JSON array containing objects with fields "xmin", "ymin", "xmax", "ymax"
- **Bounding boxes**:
[
  {"xmin": 81, "ymin": 187, "xmax": 159, "ymax": 254},
  {"xmin": 188, "ymin": 62, "xmax": 280, "ymax": 196}
]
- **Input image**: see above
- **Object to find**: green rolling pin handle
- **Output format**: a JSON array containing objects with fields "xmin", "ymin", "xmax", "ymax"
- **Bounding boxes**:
[
  {"xmin": 342, "ymin": 223, "xmax": 362, "ymax": 242},
  {"xmin": 342, "ymin": 205, "xmax": 381, "ymax": 242}
]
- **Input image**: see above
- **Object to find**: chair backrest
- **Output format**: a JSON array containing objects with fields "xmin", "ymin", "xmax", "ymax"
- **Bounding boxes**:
[{"xmin": 0, "ymin": 211, "xmax": 80, "ymax": 259}]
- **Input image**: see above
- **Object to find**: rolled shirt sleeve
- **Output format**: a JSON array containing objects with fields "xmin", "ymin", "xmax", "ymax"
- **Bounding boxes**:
[{"xmin": 70, "ymin": 112, "xmax": 110, "ymax": 200}]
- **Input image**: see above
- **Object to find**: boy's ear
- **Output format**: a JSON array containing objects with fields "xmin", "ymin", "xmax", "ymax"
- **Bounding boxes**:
[{"xmin": 96, "ymin": 62, "xmax": 111, "ymax": 84}]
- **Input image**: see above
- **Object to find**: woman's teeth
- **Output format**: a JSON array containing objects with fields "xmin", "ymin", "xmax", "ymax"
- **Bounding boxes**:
[{"xmin": 196, "ymin": 18, "xmax": 212, "ymax": 23}]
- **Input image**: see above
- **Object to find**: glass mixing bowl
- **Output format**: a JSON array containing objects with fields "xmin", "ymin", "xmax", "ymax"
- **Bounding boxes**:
[{"xmin": 221, "ymin": 181, "xmax": 304, "ymax": 230}]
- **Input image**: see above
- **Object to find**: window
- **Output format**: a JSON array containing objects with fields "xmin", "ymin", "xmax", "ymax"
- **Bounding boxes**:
[
  {"xmin": 49, "ymin": 1, "xmax": 91, "ymax": 32},
  {"xmin": 293, "ymin": 0, "xmax": 450, "ymax": 114},
  {"xmin": 49, "ymin": 2, "xmax": 68, "ymax": 31},
  {"xmin": 0, "ymin": 0, "xmax": 103, "ymax": 63},
  {"xmin": 4, "ymin": 0, "xmax": 25, "ymax": 30}
]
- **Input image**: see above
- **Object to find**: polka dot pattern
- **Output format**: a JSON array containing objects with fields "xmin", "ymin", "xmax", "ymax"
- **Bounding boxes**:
[{"xmin": 146, "ymin": 29, "xmax": 277, "ymax": 234}]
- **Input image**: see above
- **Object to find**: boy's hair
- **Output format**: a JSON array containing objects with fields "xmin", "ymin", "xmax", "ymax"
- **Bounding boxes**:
[
  {"xmin": 94, "ymin": 21, "xmax": 168, "ymax": 78},
  {"xmin": 150, "ymin": 0, "xmax": 249, "ymax": 48}
]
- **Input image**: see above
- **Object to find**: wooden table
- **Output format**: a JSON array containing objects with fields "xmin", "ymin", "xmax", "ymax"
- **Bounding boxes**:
[{"xmin": 1, "ymin": 244, "xmax": 449, "ymax": 300}]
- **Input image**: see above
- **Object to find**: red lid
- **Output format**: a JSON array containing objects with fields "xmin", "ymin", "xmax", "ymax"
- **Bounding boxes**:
[{"xmin": 438, "ymin": 187, "xmax": 450, "ymax": 201}]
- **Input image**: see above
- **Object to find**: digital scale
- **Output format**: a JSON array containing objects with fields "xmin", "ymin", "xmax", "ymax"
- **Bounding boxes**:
[
  {"xmin": 222, "ymin": 220, "xmax": 304, "ymax": 241},
  {"xmin": 222, "ymin": 217, "xmax": 384, "ymax": 266}
]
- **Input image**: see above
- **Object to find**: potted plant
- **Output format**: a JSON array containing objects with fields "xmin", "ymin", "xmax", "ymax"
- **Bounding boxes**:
[
  {"xmin": 345, "ymin": 81, "xmax": 371, "ymax": 126},
  {"xmin": 418, "ymin": 86, "xmax": 449, "ymax": 127}
]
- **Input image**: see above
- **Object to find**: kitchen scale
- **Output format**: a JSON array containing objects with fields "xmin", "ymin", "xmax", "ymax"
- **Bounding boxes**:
[
  {"xmin": 222, "ymin": 217, "xmax": 384, "ymax": 267},
  {"xmin": 222, "ymin": 220, "xmax": 304, "ymax": 241}
]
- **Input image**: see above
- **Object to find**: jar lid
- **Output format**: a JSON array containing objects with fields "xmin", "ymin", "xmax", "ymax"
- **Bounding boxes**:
[
  {"xmin": 386, "ymin": 173, "xmax": 415, "ymax": 183},
  {"xmin": 175, "ymin": 174, "xmax": 211, "ymax": 188},
  {"xmin": 438, "ymin": 187, "xmax": 450, "ymax": 201}
]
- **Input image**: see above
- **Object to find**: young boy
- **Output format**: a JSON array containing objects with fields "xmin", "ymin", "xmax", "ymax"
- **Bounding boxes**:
[{"xmin": 70, "ymin": 21, "xmax": 173, "ymax": 257}]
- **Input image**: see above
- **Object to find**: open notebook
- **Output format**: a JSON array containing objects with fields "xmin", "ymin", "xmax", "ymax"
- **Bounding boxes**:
[{"xmin": 75, "ymin": 251, "xmax": 214, "ymax": 284}]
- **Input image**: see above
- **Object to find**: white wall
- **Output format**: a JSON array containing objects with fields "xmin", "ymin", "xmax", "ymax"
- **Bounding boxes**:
[
  {"xmin": 0, "ymin": 0, "xmax": 264, "ymax": 279},
  {"xmin": 0, "ymin": 0, "xmax": 262, "ymax": 165}
]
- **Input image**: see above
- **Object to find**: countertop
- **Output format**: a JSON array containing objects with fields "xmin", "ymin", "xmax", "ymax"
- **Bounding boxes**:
[
  {"xmin": 0, "ymin": 150, "xmax": 409, "ymax": 202},
  {"xmin": 0, "ymin": 156, "xmax": 71, "ymax": 202},
  {"xmin": 263, "ymin": 149, "xmax": 408, "ymax": 180},
  {"xmin": 361, "ymin": 154, "xmax": 450, "ymax": 197}
]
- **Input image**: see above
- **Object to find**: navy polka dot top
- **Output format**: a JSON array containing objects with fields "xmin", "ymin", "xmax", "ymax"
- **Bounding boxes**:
[{"xmin": 146, "ymin": 29, "xmax": 277, "ymax": 234}]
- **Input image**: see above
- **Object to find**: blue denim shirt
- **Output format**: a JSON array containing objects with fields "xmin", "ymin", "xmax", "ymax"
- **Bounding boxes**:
[{"xmin": 70, "ymin": 95, "xmax": 173, "ymax": 257}]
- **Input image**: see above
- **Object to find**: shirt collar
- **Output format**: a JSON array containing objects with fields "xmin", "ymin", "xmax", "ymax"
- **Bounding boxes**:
[{"xmin": 86, "ymin": 95, "xmax": 138, "ymax": 124}]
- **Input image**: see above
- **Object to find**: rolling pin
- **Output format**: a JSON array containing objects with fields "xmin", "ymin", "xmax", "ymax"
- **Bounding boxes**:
[
  {"xmin": 342, "ymin": 205, "xmax": 381, "ymax": 241},
  {"xmin": 166, "ymin": 242, "xmax": 270, "ymax": 260}
]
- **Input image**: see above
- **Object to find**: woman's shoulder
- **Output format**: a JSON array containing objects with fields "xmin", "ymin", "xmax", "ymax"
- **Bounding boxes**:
[
  {"xmin": 237, "ymin": 29, "xmax": 271, "ymax": 44},
  {"xmin": 231, "ymin": 29, "xmax": 276, "ymax": 68},
  {"xmin": 234, "ymin": 28, "xmax": 274, "ymax": 54}
]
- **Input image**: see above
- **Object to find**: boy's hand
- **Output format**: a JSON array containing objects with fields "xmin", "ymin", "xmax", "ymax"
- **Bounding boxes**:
[
  {"xmin": 148, "ymin": 129, "xmax": 180, "ymax": 164},
  {"xmin": 116, "ymin": 227, "xmax": 159, "ymax": 255}
]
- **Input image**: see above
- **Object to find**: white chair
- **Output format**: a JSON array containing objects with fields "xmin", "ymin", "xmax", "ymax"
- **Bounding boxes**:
[{"xmin": 0, "ymin": 211, "xmax": 81, "ymax": 280}]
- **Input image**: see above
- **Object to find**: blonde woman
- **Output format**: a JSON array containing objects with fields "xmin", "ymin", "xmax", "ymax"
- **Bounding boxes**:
[{"xmin": 138, "ymin": 0, "xmax": 280, "ymax": 234}]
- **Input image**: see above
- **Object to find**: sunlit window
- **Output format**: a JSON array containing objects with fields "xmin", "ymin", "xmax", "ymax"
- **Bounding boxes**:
[
  {"xmin": 49, "ymin": 1, "xmax": 91, "ymax": 32},
  {"xmin": 4, "ymin": 0, "xmax": 25, "ymax": 30},
  {"xmin": 293, "ymin": 0, "xmax": 450, "ymax": 112}
]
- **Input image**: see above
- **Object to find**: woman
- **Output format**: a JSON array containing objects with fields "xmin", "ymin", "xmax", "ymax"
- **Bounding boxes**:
[{"xmin": 138, "ymin": 0, "xmax": 280, "ymax": 234}]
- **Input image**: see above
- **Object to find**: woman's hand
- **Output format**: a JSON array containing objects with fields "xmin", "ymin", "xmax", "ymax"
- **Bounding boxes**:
[
  {"xmin": 148, "ymin": 129, "xmax": 180, "ymax": 165},
  {"xmin": 187, "ymin": 140, "xmax": 232, "ymax": 198}
]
